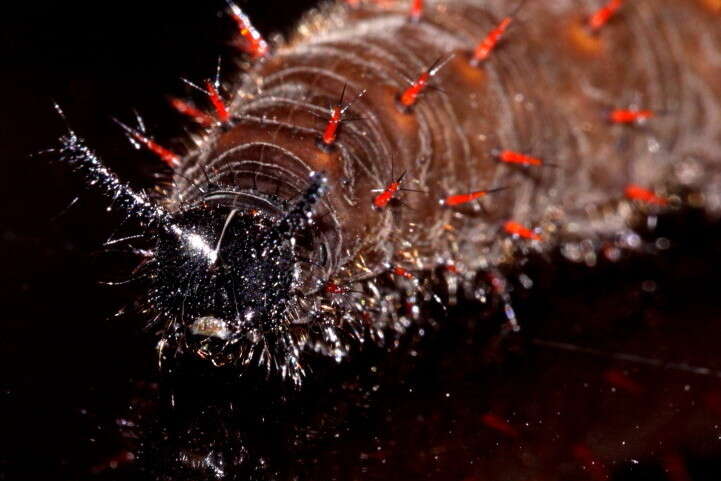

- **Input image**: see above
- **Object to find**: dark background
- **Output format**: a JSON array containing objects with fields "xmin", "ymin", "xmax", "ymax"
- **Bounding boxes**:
[{"xmin": 2, "ymin": 1, "xmax": 721, "ymax": 480}]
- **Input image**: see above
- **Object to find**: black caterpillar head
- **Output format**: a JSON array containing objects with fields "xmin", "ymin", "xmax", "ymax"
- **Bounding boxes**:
[
  {"xmin": 57, "ymin": 131, "xmax": 327, "ymax": 383},
  {"xmin": 154, "ymin": 206, "xmax": 295, "ymax": 364}
]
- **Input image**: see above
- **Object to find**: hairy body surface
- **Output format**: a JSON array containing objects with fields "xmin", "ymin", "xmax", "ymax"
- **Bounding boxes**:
[{"xmin": 59, "ymin": 0, "xmax": 721, "ymax": 384}]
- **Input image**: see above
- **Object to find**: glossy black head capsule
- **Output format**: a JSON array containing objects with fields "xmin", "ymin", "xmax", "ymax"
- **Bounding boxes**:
[{"xmin": 153, "ymin": 205, "xmax": 296, "ymax": 362}]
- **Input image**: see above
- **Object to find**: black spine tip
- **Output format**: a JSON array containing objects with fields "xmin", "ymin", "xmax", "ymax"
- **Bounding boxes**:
[{"xmin": 57, "ymin": 132, "xmax": 172, "ymax": 231}]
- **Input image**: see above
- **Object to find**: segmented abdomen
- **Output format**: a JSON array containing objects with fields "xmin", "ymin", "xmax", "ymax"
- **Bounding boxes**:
[{"xmin": 172, "ymin": 0, "xmax": 721, "ymax": 370}]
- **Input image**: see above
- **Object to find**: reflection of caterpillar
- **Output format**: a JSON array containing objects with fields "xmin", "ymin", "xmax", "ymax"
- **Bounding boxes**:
[{"xmin": 57, "ymin": 0, "xmax": 721, "ymax": 385}]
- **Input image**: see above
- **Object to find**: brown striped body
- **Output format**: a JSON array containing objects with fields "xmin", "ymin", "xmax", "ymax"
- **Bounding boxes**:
[
  {"xmin": 168, "ymin": 0, "xmax": 721, "ymax": 370},
  {"xmin": 55, "ymin": 0, "xmax": 719, "ymax": 380}
]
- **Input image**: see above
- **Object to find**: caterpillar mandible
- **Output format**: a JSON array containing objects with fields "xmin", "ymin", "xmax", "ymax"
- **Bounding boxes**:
[{"xmin": 55, "ymin": 0, "xmax": 721, "ymax": 386}]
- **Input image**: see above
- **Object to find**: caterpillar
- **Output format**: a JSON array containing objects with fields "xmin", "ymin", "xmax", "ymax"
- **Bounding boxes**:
[{"xmin": 55, "ymin": 0, "xmax": 721, "ymax": 387}]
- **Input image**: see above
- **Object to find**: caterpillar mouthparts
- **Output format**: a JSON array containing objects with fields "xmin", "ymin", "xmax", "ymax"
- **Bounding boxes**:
[{"xmin": 54, "ymin": 0, "xmax": 721, "ymax": 386}]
